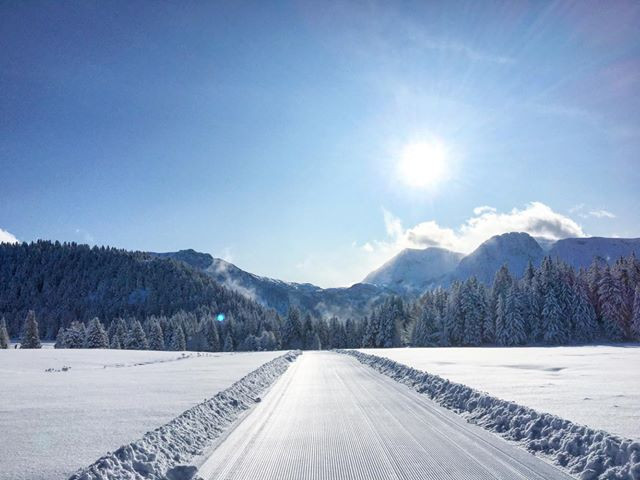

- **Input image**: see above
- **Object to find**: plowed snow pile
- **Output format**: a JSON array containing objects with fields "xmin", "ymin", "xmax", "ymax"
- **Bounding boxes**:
[
  {"xmin": 344, "ymin": 349, "xmax": 640, "ymax": 480},
  {"xmin": 360, "ymin": 345, "xmax": 640, "ymax": 439},
  {"xmin": 69, "ymin": 351, "xmax": 300, "ymax": 480},
  {"xmin": 0, "ymin": 349, "xmax": 283, "ymax": 480}
]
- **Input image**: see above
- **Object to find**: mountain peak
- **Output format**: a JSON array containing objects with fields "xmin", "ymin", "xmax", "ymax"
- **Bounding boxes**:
[
  {"xmin": 451, "ymin": 232, "xmax": 544, "ymax": 284},
  {"xmin": 363, "ymin": 246, "xmax": 464, "ymax": 292}
]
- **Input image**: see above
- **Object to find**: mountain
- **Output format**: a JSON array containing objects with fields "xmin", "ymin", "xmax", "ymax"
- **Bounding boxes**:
[
  {"xmin": 0, "ymin": 242, "xmax": 271, "ymax": 339},
  {"xmin": 451, "ymin": 232, "xmax": 545, "ymax": 284},
  {"xmin": 155, "ymin": 234, "xmax": 640, "ymax": 319},
  {"xmin": 548, "ymin": 237, "xmax": 640, "ymax": 269},
  {"xmin": 155, "ymin": 250, "xmax": 392, "ymax": 319},
  {"xmin": 363, "ymin": 247, "xmax": 464, "ymax": 292}
]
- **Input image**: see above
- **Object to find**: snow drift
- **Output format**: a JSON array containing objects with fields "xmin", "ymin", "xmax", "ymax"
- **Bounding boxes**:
[
  {"xmin": 338, "ymin": 349, "xmax": 640, "ymax": 480},
  {"xmin": 68, "ymin": 351, "xmax": 300, "ymax": 480}
]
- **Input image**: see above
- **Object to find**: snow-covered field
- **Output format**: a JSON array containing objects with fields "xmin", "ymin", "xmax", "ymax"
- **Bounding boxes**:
[
  {"xmin": 360, "ymin": 345, "xmax": 640, "ymax": 440},
  {"xmin": 0, "ymin": 349, "xmax": 282, "ymax": 480}
]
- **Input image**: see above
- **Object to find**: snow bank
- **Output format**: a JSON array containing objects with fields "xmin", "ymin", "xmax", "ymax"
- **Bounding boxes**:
[
  {"xmin": 68, "ymin": 351, "xmax": 300, "ymax": 480},
  {"xmin": 339, "ymin": 349, "xmax": 640, "ymax": 480}
]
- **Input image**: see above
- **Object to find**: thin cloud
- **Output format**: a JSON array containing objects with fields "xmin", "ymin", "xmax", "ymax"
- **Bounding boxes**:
[
  {"xmin": 588, "ymin": 209, "xmax": 616, "ymax": 219},
  {"xmin": 0, "ymin": 227, "xmax": 19, "ymax": 244}
]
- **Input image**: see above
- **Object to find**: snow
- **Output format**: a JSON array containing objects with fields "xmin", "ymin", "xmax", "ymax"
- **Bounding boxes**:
[
  {"xmin": 69, "ymin": 351, "xmax": 300, "ymax": 480},
  {"xmin": 359, "ymin": 345, "xmax": 640, "ymax": 440},
  {"xmin": 0, "ymin": 349, "xmax": 283, "ymax": 480},
  {"xmin": 363, "ymin": 247, "xmax": 463, "ymax": 291},
  {"xmin": 198, "ymin": 351, "xmax": 572, "ymax": 480},
  {"xmin": 346, "ymin": 348, "xmax": 640, "ymax": 480}
]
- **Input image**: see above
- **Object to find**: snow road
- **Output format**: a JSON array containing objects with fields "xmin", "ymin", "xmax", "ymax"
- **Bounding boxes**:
[{"xmin": 198, "ymin": 351, "xmax": 573, "ymax": 480}]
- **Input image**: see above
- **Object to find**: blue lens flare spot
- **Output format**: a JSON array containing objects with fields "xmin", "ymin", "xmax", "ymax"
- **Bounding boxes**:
[{"xmin": 216, "ymin": 313, "xmax": 225, "ymax": 322}]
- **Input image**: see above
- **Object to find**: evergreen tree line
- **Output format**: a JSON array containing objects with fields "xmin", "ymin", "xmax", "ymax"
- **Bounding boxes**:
[
  {"xmin": 409, "ymin": 255, "xmax": 640, "ymax": 347},
  {"xmin": 2, "ymin": 241, "xmax": 639, "ymax": 352},
  {"xmin": 0, "ymin": 241, "xmax": 273, "ymax": 339}
]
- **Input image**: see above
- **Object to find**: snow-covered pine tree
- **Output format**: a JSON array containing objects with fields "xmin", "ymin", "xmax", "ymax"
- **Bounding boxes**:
[
  {"xmin": 148, "ymin": 320, "xmax": 165, "ymax": 350},
  {"xmin": 84, "ymin": 317, "xmax": 109, "ymax": 348},
  {"xmin": 0, "ymin": 317, "xmax": 9, "ymax": 349},
  {"xmin": 62, "ymin": 321, "xmax": 86, "ymax": 348},
  {"xmin": 444, "ymin": 282, "xmax": 463, "ymax": 346},
  {"xmin": 461, "ymin": 277, "xmax": 483, "ymax": 346},
  {"xmin": 206, "ymin": 321, "xmax": 220, "ymax": 352},
  {"xmin": 170, "ymin": 325, "xmax": 186, "ymax": 351},
  {"xmin": 572, "ymin": 283, "xmax": 599, "ymax": 343},
  {"xmin": 113, "ymin": 318, "xmax": 128, "ymax": 349},
  {"xmin": 281, "ymin": 307, "xmax": 303, "ymax": 350},
  {"xmin": 494, "ymin": 295, "xmax": 507, "ymax": 346},
  {"xmin": 542, "ymin": 288, "xmax": 567, "ymax": 344},
  {"xmin": 486, "ymin": 265, "xmax": 512, "ymax": 343},
  {"xmin": 53, "ymin": 327, "xmax": 66, "ymax": 348},
  {"xmin": 21, "ymin": 310, "xmax": 41, "ymax": 349},
  {"xmin": 631, "ymin": 285, "xmax": 640, "ymax": 341},
  {"xmin": 223, "ymin": 332, "xmax": 234, "ymax": 352},
  {"xmin": 110, "ymin": 333, "xmax": 122, "ymax": 349},
  {"xmin": 126, "ymin": 320, "xmax": 149, "ymax": 350},
  {"xmin": 598, "ymin": 266, "xmax": 626, "ymax": 341},
  {"xmin": 501, "ymin": 284, "xmax": 526, "ymax": 346},
  {"xmin": 412, "ymin": 305, "xmax": 439, "ymax": 347}
]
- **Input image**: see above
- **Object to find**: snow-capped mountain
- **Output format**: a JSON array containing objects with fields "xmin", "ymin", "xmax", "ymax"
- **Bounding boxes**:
[
  {"xmin": 154, "ymin": 249, "xmax": 393, "ymax": 319},
  {"xmin": 157, "ymin": 233, "xmax": 640, "ymax": 318},
  {"xmin": 361, "ymin": 232, "xmax": 640, "ymax": 290},
  {"xmin": 363, "ymin": 247, "xmax": 464, "ymax": 292},
  {"xmin": 548, "ymin": 237, "xmax": 640, "ymax": 269},
  {"xmin": 451, "ymin": 232, "xmax": 545, "ymax": 284}
]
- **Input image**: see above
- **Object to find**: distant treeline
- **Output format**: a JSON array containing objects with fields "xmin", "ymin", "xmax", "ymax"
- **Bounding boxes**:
[
  {"xmin": 0, "ymin": 241, "xmax": 271, "ymax": 339},
  {"xmin": 1, "ymin": 241, "xmax": 639, "ymax": 352}
]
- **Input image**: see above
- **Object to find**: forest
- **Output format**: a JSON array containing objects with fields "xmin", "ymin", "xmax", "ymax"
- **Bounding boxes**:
[{"xmin": 1, "ymin": 241, "xmax": 639, "ymax": 351}]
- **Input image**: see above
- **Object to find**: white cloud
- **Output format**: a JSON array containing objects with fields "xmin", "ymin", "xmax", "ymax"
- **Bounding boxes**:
[
  {"xmin": 473, "ymin": 205, "xmax": 497, "ymax": 215},
  {"xmin": 0, "ymin": 227, "xmax": 19, "ymax": 244},
  {"xmin": 368, "ymin": 202, "xmax": 586, "ymax": 256},
  {"xmin": 588, "ymin": 209, "xmax": 616, "ymax": 219},
  {"xmin": 569, "ymin": 204, "xmax": 616, "ymax": 219}
]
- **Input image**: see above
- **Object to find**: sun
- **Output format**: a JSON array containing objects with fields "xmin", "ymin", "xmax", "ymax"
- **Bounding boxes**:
[{"xmin": 398, "ymin": 140, "xmax": 448, "ymax": 188}]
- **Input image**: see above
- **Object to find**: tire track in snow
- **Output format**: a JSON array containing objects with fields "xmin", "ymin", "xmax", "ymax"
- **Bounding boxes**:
[{"xmin": 199, "ymin": 352, "xmax": 574, "ymax": 480}]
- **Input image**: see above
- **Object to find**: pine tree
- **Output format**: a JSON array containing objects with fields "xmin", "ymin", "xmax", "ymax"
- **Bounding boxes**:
[
  {"xmin": 126, "ymin": 320, "xmax": 149, "ymax": 350},
  {"xmin": 171, "ymin": 325, "xmax": 186, "ymax": 351},
  {"xmin": 112, "ymin": 318, "xmax": 128, "ymax": 349},
  {"xmin": 21, "ymin": 310, "xmax": 41, "ymax": 349},
  {"xmin": 631, "ymin": 286, "xmax": 640, "ymax": 341},
  {"xmin": 54, "ymin": 327, "xmax": 66, "ymax": 349},
  {"xmin": 84, "ymin": 317, "xmax": 109, "ymax": 348},
  {"xmin": 110, "ymin": 334, "xmax": 122, "ymax": 349},
  {"xmin": 543, "ymin": 289, "xmax": 566, "ymax": 344},
  {"xmin": 572, "ymin": 284, "xmax": 599, "ymax": 343},
  {"xmin": 281, "ymin": 308, "xmax": 303, "ymax": 349},
  {"xmin": 501, "ymin": 284, "xmax": 526, "ymax": 346},
  {"xmin": 206, "ymin": 322, "xmax": 220, "ymax": 352},
  {"xmin": 598, "ymin": 267, "xmax": 626, "ymax": 340},
  {"xmin": 461, "ymin": 278, "xmax": 483, "ymax": 346},
  {"xmin": 495, "ymin": 295, "xmax": 507, "ymax": 346},
  {"xmin": 63, "ymin": 321, "xmax": 86, "ymax": 348},
  {"xmin": 0, "ymin": 317, "xmax": 9, "ymax": 349},
  {"xmin": 148, "ymin": 320, "xmax": 165, "ymax": 350},
  {"xmin": 444, "ymin": 282, "xmax": 463, "ymax": 346},
  {"xmin": 223, "ymin": 332, "xmax": 234, "ymax": 352}
]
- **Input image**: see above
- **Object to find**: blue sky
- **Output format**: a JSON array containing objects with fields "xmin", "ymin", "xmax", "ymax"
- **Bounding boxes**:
[{"xmin": 1, "ymin": 1, "xmax": 639, "ymax": 287}]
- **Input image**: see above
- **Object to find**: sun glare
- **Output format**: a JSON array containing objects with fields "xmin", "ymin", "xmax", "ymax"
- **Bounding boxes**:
[{"xmin": 398, "ymin": 140, "xmax": 448, "ymax": 188}]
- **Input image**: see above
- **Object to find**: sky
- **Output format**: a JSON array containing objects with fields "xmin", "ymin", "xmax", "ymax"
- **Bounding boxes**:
[{"xmin": 1, "ymin": 1, "xmax": 639, "ymax": 287}]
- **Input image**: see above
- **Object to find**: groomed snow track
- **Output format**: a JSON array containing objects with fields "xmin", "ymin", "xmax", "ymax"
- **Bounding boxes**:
[
  {"xmin": 340, "ymin": 349, "xmax": 640, "ymax": 480},
  {"xmin": 198, "ymin": 351, "xmax": 574, "ymax": 480},
  {"xmin": 68, "ymin": 351, "xmax": 300, "ymax": 480}
]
